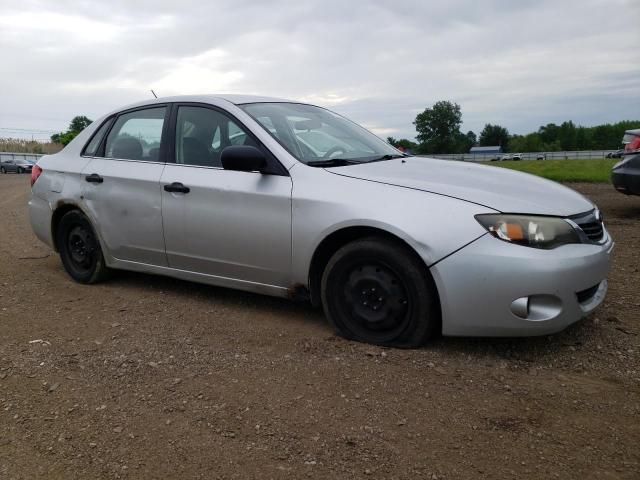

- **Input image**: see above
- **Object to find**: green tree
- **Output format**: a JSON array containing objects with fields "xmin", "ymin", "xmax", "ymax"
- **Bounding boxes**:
[
  {"xmin": 387, "ymin": 137, "xmax": 418, "ymax": 151},
  {"xmin": 479, "ymin": 124, "xmax": 510, "ymax": 151},
  {"xmin": 413, "ymin": 101, "xmax": 462, "ymax": 154},
  {"xmin": 558, "ymin": 121, "xmax": 577, "ymax": 150},
  {"xmin": 453, "ymin": 130, "xmax": 477, "ymax": 153},
  {"xmin": 51, "ymin": 115, "xmax": 93, "ymax": 146},
  {"xmin": 537, "ymin": 123, "xmax": 560, "ymax": 146},
  {"xmin": 69, "ymin": 116, "xmax": 92, "ymax": 134},
  {"xmin": 465, "ymin": 130, "xmax": 477, "ymax": 147},
  {"xmin": 462, "ymin": 130, "xmax": 477, "ymax": 152}
]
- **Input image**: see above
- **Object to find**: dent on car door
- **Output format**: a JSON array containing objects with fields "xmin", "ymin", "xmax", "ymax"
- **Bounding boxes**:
[
  {"xmin": 160, "ymin": 104, "xmax": 293, "ymax": 287},
  {"xmin": 81, "ymin": 106, "xmax": 169, "ymax": 266}
]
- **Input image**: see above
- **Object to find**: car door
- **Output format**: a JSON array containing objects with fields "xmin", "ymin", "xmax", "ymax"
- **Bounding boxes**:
[
  {"xmin": 160, "ymin": 104, "xmax": 292, "ymax": 288},
  {"xmin": 81, "ymin": 105, "xmax": 169, "ymax": 267}
]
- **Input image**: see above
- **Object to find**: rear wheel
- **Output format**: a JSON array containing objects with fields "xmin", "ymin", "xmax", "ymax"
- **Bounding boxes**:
[
  {"xmin": 321, "ymin": 237, "xmax": 439, "ymax": 348},
  {"xmin": 56, "ymin": 210, "xmax": 110, "ymax": 284}
]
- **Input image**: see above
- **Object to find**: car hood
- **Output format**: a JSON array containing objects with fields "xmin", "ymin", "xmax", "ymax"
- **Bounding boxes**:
[{"xmin": 327, "ymin": 156, "xmax": 594, "ymax": 216}]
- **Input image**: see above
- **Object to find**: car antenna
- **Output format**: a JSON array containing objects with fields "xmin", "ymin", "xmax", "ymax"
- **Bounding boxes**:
[{"xmin": 150, "ymin": 89, "xmax": 158, "ymax": 99}]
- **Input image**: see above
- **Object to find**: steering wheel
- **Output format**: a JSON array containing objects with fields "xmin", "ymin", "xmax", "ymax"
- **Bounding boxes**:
[{"xmin": 323, "ymin": 146, "xmax": 347, "ymax": 159}]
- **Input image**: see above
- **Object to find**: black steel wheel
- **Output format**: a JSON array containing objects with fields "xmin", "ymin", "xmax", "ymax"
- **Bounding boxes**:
[
  {"xmin": 0, "ymin": 167, "xmax": 6, "ymax": 174},
  {"xmin": 56, "ymin": 210, "xmax": 110, "ymax": 284},
  {"xmin": 17, "ymin": 167, "xmax": 24, "ymax": 174},
  {"xmin": 321, "ymin": 237, "xmax": 439, "ymax": 348}
]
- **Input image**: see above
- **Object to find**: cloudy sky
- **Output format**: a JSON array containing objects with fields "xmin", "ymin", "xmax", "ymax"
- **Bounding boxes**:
[{"xmin": 1, "ymin": 0, "xmax": 639, "ymax": 141}]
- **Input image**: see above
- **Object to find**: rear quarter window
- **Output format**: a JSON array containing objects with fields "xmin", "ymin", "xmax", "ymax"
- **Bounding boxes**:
[{"xmin": 83, "ymin": 118, "xmax": 114, "ymax": 157}]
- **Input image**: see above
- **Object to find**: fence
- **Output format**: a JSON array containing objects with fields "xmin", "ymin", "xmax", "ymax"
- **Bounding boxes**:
[
  {"xmin": 0, "ymin": 152, "xmax": 45, "ymax": 163},
  {"xmin": 424, "ymin": 150, "xmax": 619, "ymax": 162}
]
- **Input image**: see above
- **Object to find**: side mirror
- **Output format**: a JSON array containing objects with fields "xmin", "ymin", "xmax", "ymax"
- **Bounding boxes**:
[{"xmin": 220, "ymin": 145, "xmax": 267, "ymax": 172}]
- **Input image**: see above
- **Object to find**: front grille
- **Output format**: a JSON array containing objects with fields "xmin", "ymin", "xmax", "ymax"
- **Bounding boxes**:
[
  {"xmin": 570, "ymin": 210, "xmax": 604, "ymax": 242},
  {"xmin": 576, "ymin": 283, "xmax": 600, "ymax": 303},
  {"xmin": 578, "ymin": 220, "xmax": 604, "ymax": 241}
]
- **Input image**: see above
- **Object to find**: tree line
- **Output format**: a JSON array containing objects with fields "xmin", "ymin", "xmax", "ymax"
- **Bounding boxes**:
[
  {"xmin": 51, "ymin": 116, "xmax": 93, "ymax": 145},
  {"xmin": 387, "ymin": 100, "xmax": 639, "ymax": 154}
]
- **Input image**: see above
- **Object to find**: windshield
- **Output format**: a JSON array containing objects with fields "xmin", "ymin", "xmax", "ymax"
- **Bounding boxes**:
[{"xmin": 240, "ymin": 102, "xmax": 402, "ymax": 165}]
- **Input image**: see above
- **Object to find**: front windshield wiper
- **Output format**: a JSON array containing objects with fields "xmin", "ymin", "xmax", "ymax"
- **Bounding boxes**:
[
  {"xmin": 306, "ymin": 154, "xmax": 408, "ymax": 168},
  {"xmin": 306, "ymin": 158, "xmax": 360, "ymax": 167},
  {"xmin": 366, "ymin": 154, "xmax": 408, "ymax": 162}
]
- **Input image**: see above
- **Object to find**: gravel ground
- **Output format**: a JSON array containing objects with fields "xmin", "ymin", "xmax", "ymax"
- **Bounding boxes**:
[{"xmin": 0, "ymin": 174, "xmax": 638, "ymax": 479}]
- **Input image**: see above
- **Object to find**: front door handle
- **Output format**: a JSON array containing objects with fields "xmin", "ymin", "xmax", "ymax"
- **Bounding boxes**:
[
  {"xmin": 164, "ymin": 182, "xmax": 190, "ymax": 194},
  {"xmin": 85, "ymin": 173, "xmax": 103, "ymax": 183}
]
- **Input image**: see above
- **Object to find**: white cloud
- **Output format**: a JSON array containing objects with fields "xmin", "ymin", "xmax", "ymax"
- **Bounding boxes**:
[{"xmin": 0, "ymin": 0, "xmax": 638, "ymax": 140}]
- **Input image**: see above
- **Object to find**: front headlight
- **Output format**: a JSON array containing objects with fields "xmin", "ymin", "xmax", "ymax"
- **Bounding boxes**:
[{"xmin": 475, "ymin": 214, "xmax": 581, "ymax": 249}]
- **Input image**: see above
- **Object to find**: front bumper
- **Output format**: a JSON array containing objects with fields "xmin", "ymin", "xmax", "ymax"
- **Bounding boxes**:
[{"xmin": 430, "ymin": 229, "xmax": 613, "ymax": 337}]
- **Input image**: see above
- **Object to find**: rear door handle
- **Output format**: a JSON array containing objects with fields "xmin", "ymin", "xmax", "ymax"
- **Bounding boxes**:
[
  {"xmin": 85, "ymin": 173, "xmax": 103, "ymax": 184},
  {"xmin": 164, "ymin": 182, "xmax": 190, "ymax": 194}
]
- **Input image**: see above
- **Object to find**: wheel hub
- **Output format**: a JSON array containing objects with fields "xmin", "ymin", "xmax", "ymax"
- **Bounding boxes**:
[
  {"xmin": 344, "ymin": 264, "xmax": 408, "ymax": 332},
  {"xmin": 360, "ymin": 286, "xmax": 385, "ymax": 312},
  {"xmin": 67, "ymin": 226, "xmax": 94, "ymax": 270}
]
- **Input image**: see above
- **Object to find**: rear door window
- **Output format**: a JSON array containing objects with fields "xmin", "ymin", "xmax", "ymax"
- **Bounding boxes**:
[{"xmin": 105, "ymin": 107, "xmax": 166, "ymax": 161}]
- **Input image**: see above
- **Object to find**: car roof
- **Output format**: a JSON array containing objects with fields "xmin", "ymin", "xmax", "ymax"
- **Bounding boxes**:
[
  {"xmin": 625, "ymin": 128, "xmax": 640, "ymax": 136},
  {"xmin": 108, "ymin": 94, "xmax": 300, "ymax": 116}
]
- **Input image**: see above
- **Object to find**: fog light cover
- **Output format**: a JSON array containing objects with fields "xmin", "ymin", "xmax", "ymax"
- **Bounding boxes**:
[{"xmin": 510, "ymin": 295, "xmax": 562, "ymax": 321}]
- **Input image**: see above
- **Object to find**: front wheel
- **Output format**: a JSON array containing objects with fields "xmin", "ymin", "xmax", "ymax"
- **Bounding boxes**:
[
  {"xmin": 0, "ymin": 167, "xmax": 6, "ymax": 174},
  {"xmin": 56, "ymin": 210, "xmax": 110, "ymax": 284},
  {"xmin": 321, "ymin": 237, "xmax": 439, "ymax": 348},
  {"xmin": 17, "ymin": 167, "xmax": 24, "ymax": 174}
]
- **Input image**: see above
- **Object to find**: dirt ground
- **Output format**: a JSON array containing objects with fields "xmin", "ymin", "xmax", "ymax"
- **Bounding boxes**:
[{"xmin": 0, "ymin": 174, "xmax": 638, "ymax": 479}]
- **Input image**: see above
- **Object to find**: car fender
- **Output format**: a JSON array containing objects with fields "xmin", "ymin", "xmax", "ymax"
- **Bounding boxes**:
[{"xmin": 289, "ymin": 166, "xmax": 495, "ymax": 287}]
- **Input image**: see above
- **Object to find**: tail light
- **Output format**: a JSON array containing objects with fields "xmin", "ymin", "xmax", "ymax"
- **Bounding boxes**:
[
  {"xmin": 623, "ymin": 132, "xmax": 640, "ymax": 154},
  {"xmin": 624, "ymin": 136, "xmax": 640, "ymax": 154},
  {"xmin": 31, "ymin": 165, "xmax": 43, "ymax": 187}
]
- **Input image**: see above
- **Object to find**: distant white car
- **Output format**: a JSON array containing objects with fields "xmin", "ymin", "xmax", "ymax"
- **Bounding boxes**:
[
  {"xmin": 500, "ymin": 154, "xmax": 511, "ymax": 161},
  {"xmin": 512, "ymin": 153, "xmax": 522, "ymax": 161}
]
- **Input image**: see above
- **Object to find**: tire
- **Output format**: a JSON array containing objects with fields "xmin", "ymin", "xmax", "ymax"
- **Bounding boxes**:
[
  {"xmin": 17, "ymin": 167, "xmax": 23, "ymax": 174},
  {"xmin": 0, "ymin": 167, "xmax": 6, "ymax": 174},
  {"xmin": 321, "ymin": 237, "xmax": 439, "ymax": 348},
  {"xmin": 56, "ymin": 210, "xmax": 110, "ymax": 284}
]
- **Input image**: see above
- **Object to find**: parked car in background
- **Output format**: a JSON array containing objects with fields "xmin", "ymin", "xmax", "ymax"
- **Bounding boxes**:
[
  {"xmin": 607, "ymin": 149, "xmax": 625, "ymax": 159},
  {"xmin": 29, "ymin": 95, "xmax": 612, "ymax": 347},
  {"xmin": 500, "ymin": 154, "xmax": 511, "ymax": 161},
  {"xmin": 0, "ymin": 158, "xmax": 34, "ymax": 174},
  {"xmin": 612, "ymin": 128, "xmax": 640, "ymax": 196},
  {"xmin": 536, "ymin": 153, "xmax": 546, "ymax": 160},
  {"xmin": 512, "ymin": 153, "xmax": 522, "ymax": 161}
]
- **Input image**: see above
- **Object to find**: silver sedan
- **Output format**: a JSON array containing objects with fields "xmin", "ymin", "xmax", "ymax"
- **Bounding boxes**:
[{"xmin": 28, "ymin": 95, "xmax": 613, "ymax": 347}]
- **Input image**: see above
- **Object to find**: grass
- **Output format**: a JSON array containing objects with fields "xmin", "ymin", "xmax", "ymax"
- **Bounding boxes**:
[
  {"xmin": 0, "ymin": 138, "xmax": 63, "ymax": 155},
  {"xmin": 483, "ymin": 158, "xmax": 617, "ymax": 183}
]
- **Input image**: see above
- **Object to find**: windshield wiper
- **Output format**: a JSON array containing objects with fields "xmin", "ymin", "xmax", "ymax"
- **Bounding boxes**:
[
  {"xmin": 366, "ymin": 154, "xmax": 407, "ymax": 162},
  {"xmin": 306, "ymin": 158, "xmax": 360, "ymax": 167}
]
